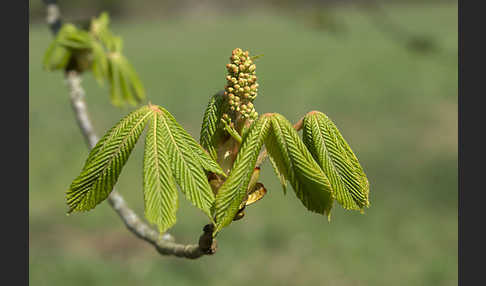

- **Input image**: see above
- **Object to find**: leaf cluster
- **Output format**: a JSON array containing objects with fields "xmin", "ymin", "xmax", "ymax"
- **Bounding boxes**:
[
  {"xmin": 43, "ymin": 12, "xmax": 145, "ymax": 107},
  {"xmin": 212, "ymin": 112, "xmax": 369, "ymax": 234},
  {"xmin": 67, "ymin": 101, "xmax": 369, "ymax": 236}
]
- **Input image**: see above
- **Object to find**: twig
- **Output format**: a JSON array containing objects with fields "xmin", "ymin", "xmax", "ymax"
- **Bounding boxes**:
[
  {"xmin": 43, "ymin": 0, "xmax": 62, "ymax": 34},
  {"xmin": 46, "ymin": 0, "xmax": 215, "ymax": 259}
]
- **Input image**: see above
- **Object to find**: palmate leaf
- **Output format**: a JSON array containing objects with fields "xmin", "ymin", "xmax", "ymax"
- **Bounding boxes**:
[
  {"xmin": 143, "ymin": 111, "xmax": 178, "ymax": 233},
  {"xmin": 66, "ymin": 106, "xmax": 152, "ymax": 213},
  {"xmin": 43, "ymin": 14, "xmax": 145, "ymax": 108},
  {"xmin": 155, "ymin": 106, "xmax": 217, "ymax": 220},
  {"xmin": 266, "ymin": 114, "xmax": 334, "ymax": 218},
  {"xmin": 200, "ymin": 92, "xmax": 225, "ymax": 161},
  {"xmin": 302, "ymin": 111, "xmax": 369, "ymax": 210},
  {"xmin": 214, "ymin": 115, "xmax": 272, "ymax": 234}
]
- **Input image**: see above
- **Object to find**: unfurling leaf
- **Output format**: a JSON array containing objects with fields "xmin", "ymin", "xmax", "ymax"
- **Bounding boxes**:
[
  {"xmin": 143, "ymin": 111, "xmax": 178, "ymax": 233},
  {"xmin": 66, "ymin": 106, "xmax": 151, "ymax": 213},
  {"xmin": 155, "ymin": 106, "xmax": 217, "ymax": 220},
  {"xmin": 165, "ymin": 105, "xmax": 225, "ymax": 177},
  {"xmin": 200, "ymin": 92, "xmax": 225, "ymax": 161},
  {"xmin": 302, "ymin": 111, "xmax": 369, "ymax": 210},
  {"xmin": 214, "ymin": 115, "xmax": 272, "ymax": 234},
  {"xmin": 43, "ymin": 13, "xmax": 145, "ymax": 107},
  {"xmin": 108, "ymin": 53, "xmax": 146, "ymax": 107},
  {"xmin": 266, "ymin": 114, "xmax": 334, "ymax": 219}
]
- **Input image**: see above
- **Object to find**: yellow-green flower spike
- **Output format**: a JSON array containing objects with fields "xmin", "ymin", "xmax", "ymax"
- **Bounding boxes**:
[{"xmin": 223, "ymin": 48, "xmax": 259, "ymax": 121}]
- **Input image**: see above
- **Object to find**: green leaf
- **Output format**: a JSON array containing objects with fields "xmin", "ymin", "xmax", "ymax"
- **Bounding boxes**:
[
  {"xmin": 199, "ymin": 92, "xmax": 225, "ymax": 161},
  {"xmin": 267, "ymin": 145, "xmax": 288, "ymax": 195},
  {"xmin": 107, "ymin": 58, "xmax": 123, "ymax": 106},
  {"xmin": 155, "ymin": 106, "xmax": 216, "ymax": 219},
  {"xmin": 91, "ymin": 41, "xmax": 108, "ymax": 84},
  {"xmin": 303, "ymin": 111, "xmax": 369, "ymax": 210},
  {"xmin": 143, "ymin": 111, "xmax": 179, "ymax": 233},
  {"xmin": 43, "ymin": 41, "xmax": 71, "ymax": 71},
  {"xmin": 117, "ymin": 55, "xmax": 146, "ymax": 103},
  {"xmin": 214, "ymin": 115, "xmax": 272, "ymax": 234},
  {"xmin": 90, "ymin": 12, "xmax": 110, "ymax": 40},
  {"xmin": 266, "ymin": 114, "xmax": 334, "ymax": 219},
  {"xmin": 66, "ymin": 106, "xmax": 151, "ymax": 213},
  {"xmin": 118, "ymin": 63, "xmax": 138, "ymax": 106},
  {"xmin": 162, "ymin": 106, "xmax": 225, "ymax": 177}
]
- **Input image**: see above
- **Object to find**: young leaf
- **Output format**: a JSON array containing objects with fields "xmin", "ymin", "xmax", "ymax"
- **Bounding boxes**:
[
  {"xmin": 143, "ymin": 111, "xmax": 178, "ymax": 233},
  {"xmin": 214, "ymin": 115, "xmax": 272, "ymax": 234},
  {"xmin": 118, "ymin": 63, "xmax": 138, "ymax": 106},
  {"xmin": 91, "ymin": 41, "xmax": 108, "ymax": 84},
  {"xmin": 43, "ymin": 41, "xmax": 71, "ymax": 71},
  {"xmin": 155, "ymin": 106, "xmax": 216, "ymax": 219},
  {"xmin": 166, "ymin": 110, "xmax": 225, "ymax": 177},
  {"xmin": 117, "ymin": 55, "xmax": 146, "ymax": 104},
  {"xmin": 66, "ymin": 106, "xmax": 151, "ymax": 213},
  {"xmin": 266, "ymin": 114, "xmax": 334, "ymax": 219},
  {"xmin": 267, "ymin": 143, "xmax": 288, "ymax": 195},
  {"xmin": 302, "ymin": 111, "xmax": 369, "ymax": 210},
  {"xmin": 107, "ymin": 58, "xmax": 123, "ymax": 106},
  {"xmin": 200, "ymin": 92, "xmax": 225, "ymax": 161}
]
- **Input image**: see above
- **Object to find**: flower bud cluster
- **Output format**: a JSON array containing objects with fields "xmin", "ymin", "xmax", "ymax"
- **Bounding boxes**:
[{"xmin": 224, "ymin": 48, "xmax": 259, "ymax": 120}]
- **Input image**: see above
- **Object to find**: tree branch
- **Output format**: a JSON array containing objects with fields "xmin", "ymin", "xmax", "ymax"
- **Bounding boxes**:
[{"xmin": 45, "ymin": 0, "xmax": 216, "ymax": 259}]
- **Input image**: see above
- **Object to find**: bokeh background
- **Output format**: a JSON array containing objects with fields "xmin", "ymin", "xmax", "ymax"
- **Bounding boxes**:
[{"xmin": 29, "ymin": 0, "xmax": 458, "ymax": 285}]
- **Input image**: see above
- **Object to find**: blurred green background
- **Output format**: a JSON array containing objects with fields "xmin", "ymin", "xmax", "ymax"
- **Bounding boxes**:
[{"xmin": 29, "ymin": 1, "xmax": 457, "ymax": 285}]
